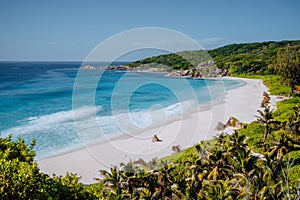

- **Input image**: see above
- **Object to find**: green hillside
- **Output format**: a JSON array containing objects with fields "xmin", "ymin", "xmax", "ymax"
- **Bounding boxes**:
[
  {"xmin": 1, "ymin": 40, "xmax": 300, "ymax": 199},
  {"xmin": 209, "ymin": 40, "xmax": 300, "ymax": 75},
  {"xmin": 128, "ymin": 40, "xmax": 300, "ymax": 75}
]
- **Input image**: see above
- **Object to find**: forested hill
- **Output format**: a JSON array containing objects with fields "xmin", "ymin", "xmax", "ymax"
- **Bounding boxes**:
[
  {"xmin": 128, "ymin": 40, "xmax": 300, "ymax": 75},
  {"xmin": 209, "ymin": 40, "xmax": 300, "ymax": 74}
]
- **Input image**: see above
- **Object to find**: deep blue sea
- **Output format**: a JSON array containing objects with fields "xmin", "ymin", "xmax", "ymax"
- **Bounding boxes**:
[{"xmin": 0, "ymin": 62, "xmax": 245, "ymax": 159}]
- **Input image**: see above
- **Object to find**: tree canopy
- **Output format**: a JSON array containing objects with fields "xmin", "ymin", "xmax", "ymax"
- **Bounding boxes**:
[
  {"xmin": 269, "ymin": 44, "xmax": 300, "ymax": 96},
  {"xmin": 128, "ymin": 40, "xmax": 300, "ymax": 77}
]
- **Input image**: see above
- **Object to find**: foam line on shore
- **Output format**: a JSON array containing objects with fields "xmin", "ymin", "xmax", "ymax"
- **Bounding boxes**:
[{"xmin": 37, "ymin": 78, "xmax": 280, "ymax": 184}]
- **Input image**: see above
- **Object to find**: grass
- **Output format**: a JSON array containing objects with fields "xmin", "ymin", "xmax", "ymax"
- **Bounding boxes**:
[
  {"xmin": 161, "ymin": 139, "xmax": 216, "ymax": 164},
  {"xmin": 161, "ymin": 146, "xmax": 197, "ymax": 163},
  {"xmin": 273, "ymin": 96, "xmax": 300, "ymax": 121},
  {"xmin": 284, "ymin": 150, "xmax": 300, "ymax": 196},
  {"xmin": 233, "ymin": 74, "xmax": 290, "ymax": 96},
  {"xmin": 238, "ymin": 122, "xmax": 264, "ymax": 153},
  {"xmin": 261, "ymin": 75, "xmax": 290, "ymax": 96}
]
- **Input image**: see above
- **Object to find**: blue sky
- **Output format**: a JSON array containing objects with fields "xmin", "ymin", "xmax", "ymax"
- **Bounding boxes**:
[{"xmin": 0, "ymin": 0, "xmax": 299, "ymax": 61}]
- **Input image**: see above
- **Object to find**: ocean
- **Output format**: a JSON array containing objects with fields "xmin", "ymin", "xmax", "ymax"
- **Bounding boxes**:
[{"xmin": 0, "ymin": 62, "xmax": 245, "ymax": 159}]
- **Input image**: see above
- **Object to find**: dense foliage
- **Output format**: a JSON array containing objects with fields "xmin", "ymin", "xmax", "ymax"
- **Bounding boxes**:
[
  {"xmin": 1, "ymin": 40, "xmax": 300, "ymax": 199},
  {"xmin": 91, "ymin": 94, "xmax": 300, "ymax": 199},
  {"xmin": 0, "ymin": 135, "xmax": 96, "ymax": 199},
  {"xmin": 1, "ymin": 94, "xmax": 300, "ymax": 199},
  {"xmin": 269, "ymin": 44, "xmax": 300, "ymax": 96},
  {"xmin": 129, "ymin": 40, "xmax": 300, "ymax": 97},
  {"xmin": 128, "ymin": 40, "xmax": 300, "ymax": 77},
  {"xmin": 128, "ymin": 53, "xmax": 193, "ymax": 70},
  {"xmin": 209, "ymin": 41, "xmax": 300, "ymax": 75}
]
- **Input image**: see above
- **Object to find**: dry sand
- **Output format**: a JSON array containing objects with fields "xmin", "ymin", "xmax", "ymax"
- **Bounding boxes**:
[{"xmin": 37, "ymin": 78, "xmax": 280, "ymax": 183}]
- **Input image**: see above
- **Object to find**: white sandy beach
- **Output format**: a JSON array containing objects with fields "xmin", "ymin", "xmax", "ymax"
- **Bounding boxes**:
[{"xmin": 37, "ymin": 78, "xmax": 280, "ymax": 184}]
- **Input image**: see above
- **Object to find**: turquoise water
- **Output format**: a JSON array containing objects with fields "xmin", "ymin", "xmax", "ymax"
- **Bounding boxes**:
[{"xmin": 0, "ymin": 62, "xmax": 245, "ymax": 158}]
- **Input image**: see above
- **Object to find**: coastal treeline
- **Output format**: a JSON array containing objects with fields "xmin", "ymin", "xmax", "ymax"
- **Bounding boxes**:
[
  {"xmin": 1, "ymin": 94, "xmax": 300, "ymax": 199},
  {"xmin": 1, "ymin": 40, "xmax": 300, "ymax": 199},
  {"xmin": 128, "ymin": 40, "xmax": 300, "ymax": 76},
  {"xmin": 129, "ymin": 40, "xmax": 300, "ymax": 96}
]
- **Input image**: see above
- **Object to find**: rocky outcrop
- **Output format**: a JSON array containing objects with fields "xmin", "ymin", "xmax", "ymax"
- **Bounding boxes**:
[
  {"xmin": 168, "ymin": 67, "xmax": 230, "ymax": 78},
  {"xmin": 215, "ymin": 117, "xmax": 244, "ymax": 132},
  {"xmin": 197, "ymin": 61, "xmax": 229, "ymax": 77},
  {"xmin": 128, "ymin": 66, "xmax": 167, "ymax": 72},
  {"xmin": 152, "ymin": 134, "xmax": 162, "ymax": 142},
  {"xmin": 133, "ymin": 158, "xmax": 147, "ymax": 166},
  {"xmin": 105, "ymin": 65, "xmax": 167, "ymax": 72},
  {"xmin": 215, "ymin": 121, "xmax": 227, "ymax": 131},
  {"xmin": 106, "ymin": 65, "xmax": 130, "ymax": 70},
  {"xmin": 225, "ymin": 117, "xmax": 244, "ymax": 129},
  {"xmin": 81, "ymin": 65, "xmax": 130, "ymax": 71},
  {"xmin": 82, "ymin": 62, "xmax": 230, "ymax": 78},
  {"xmin": 168, "ymin": 68, "xmax": 201, "ymax": 78},
  {"xmin": 168, "ymin": 60, "xmax": 230, "ymax": 78},
  {"xmin": 172, "ymin": 145, "xmax": 181, "ymax": 154},
  {"xmin": 197, "ymin": 61, "xmax": 216, "ymax": 68},
  {"xmin": 81, "ymin": 65, "xmax": 98, "ymax": 70},
  {"xmin": 206, "ymin": 68, "xmax": 230, "ymax": 77}
]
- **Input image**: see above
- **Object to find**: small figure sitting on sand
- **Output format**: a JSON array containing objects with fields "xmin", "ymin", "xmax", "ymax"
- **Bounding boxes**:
[{"xmin": 152, "ymin": 134, "xmax": 162, "ymax": 142}]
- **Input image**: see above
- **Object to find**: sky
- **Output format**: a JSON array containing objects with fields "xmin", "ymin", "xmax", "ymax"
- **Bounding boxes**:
[{"xmin": 0, "ymin": 0, "xmax": 299, "ymax": 61}]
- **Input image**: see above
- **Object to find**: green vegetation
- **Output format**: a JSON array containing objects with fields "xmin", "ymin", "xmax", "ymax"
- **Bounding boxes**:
[
  {"xmin": 0, "ymin": 135, "xmax": 96, "ymax": 199},
  {"xmin": 229, "ymin": 74, "xmax": 291, "ymax": 96},
  {"xmin": 128, "ymin": 40, "xmax": 300, "ymax": 96},
  {"xmin": 269, "ymin": 44, "xmax": 300, "ymax": 96},
  {"xmin": 161, "ymin": 139, "xmax": 215, "ymax": 164},
  {"xmin": 128, "ymin": 53, "xmax": 193, "ymax": 70},
  {"xmin": 261, "ymin": 75, "xmax": 291, "ymax": 96},
  {"xmin": 1, "ymin": 40, "xmax": 300, "ymax": 199},
  {"xmin": 209, "ymin": 41, "xmax": 300, "ymax": 75},
  {"xmin": 1, "ymin": 94, "xmax": 300, "ymax": 199},
  {"xmin": 274, "ymin": 97, "xmax": 300, "ymax": 122},
  {"xmin": 128, "ymin": 40, "xmax": 300, "ymax": 75}
]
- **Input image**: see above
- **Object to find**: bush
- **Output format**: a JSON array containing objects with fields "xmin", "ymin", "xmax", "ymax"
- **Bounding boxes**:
[{"xmin": 0, "ymin": 135, "xmax": 97, "ymax": 200}]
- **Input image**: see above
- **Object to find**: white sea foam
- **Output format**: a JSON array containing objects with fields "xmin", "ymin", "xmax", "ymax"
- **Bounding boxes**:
[
  {"xmin": 6, "ymin": 106, "xmax": 103, "ymax": 136},
  {"xmin": 4, "ymin": 100, "xmax": 197, "ymax": 158},
  {"xmin": 9, "ymin": 100, "xmax": 195, "ymax": 136},
  {"xmin": 24, "ymin": 106, "xmax": 103, "ymax": 126},
  {"xmin": 95, "ymin": 100, "xmax": 197, "ymax": 136},
  {"xmin": 164, "ymin": 100, "xmax": 196, "ymax": 117}
]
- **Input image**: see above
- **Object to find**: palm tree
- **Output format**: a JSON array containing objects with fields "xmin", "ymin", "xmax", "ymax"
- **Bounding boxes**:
[
  {"xmin": 133, "ymin": 171, "xmax": 158, "ymax": 199},
  {"xmin": 287, "ymin": 106, "xmax": 300, "ymax": 136},
  {"xmin": 184, "ymin": 164, "xmax": 203, "ymax": 199},
  {"xmin": 225, "ymin": 131, "xmax": 248, "ymax": 153},
  {"xmin": 151, "ymin": 163, "xmax": 181, "ymax": 199},
  {"xmin": 202, "ymin": 140, "xmax": 237, "ymax": 181},
  {"xmin": 198, "ymin": 179, "xmax": 239, "ymax": 199},
  {"xmin": 261, "ymin": 91, "xmax": 271, "ymax": 108},
  {"xmin": 195, "ymin": 140, "xmax": 211, "ymax": 159},
  {"xmin": 99, "ymin": 167, "xmax": 130, "ymax": 198},
  {"xmin": 269, "ymin": 130, "xmax": 300, "ymax": 161},
  {"xmin": 255, "ymin": 106, "xmax": 279, "ymax": 142}
]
